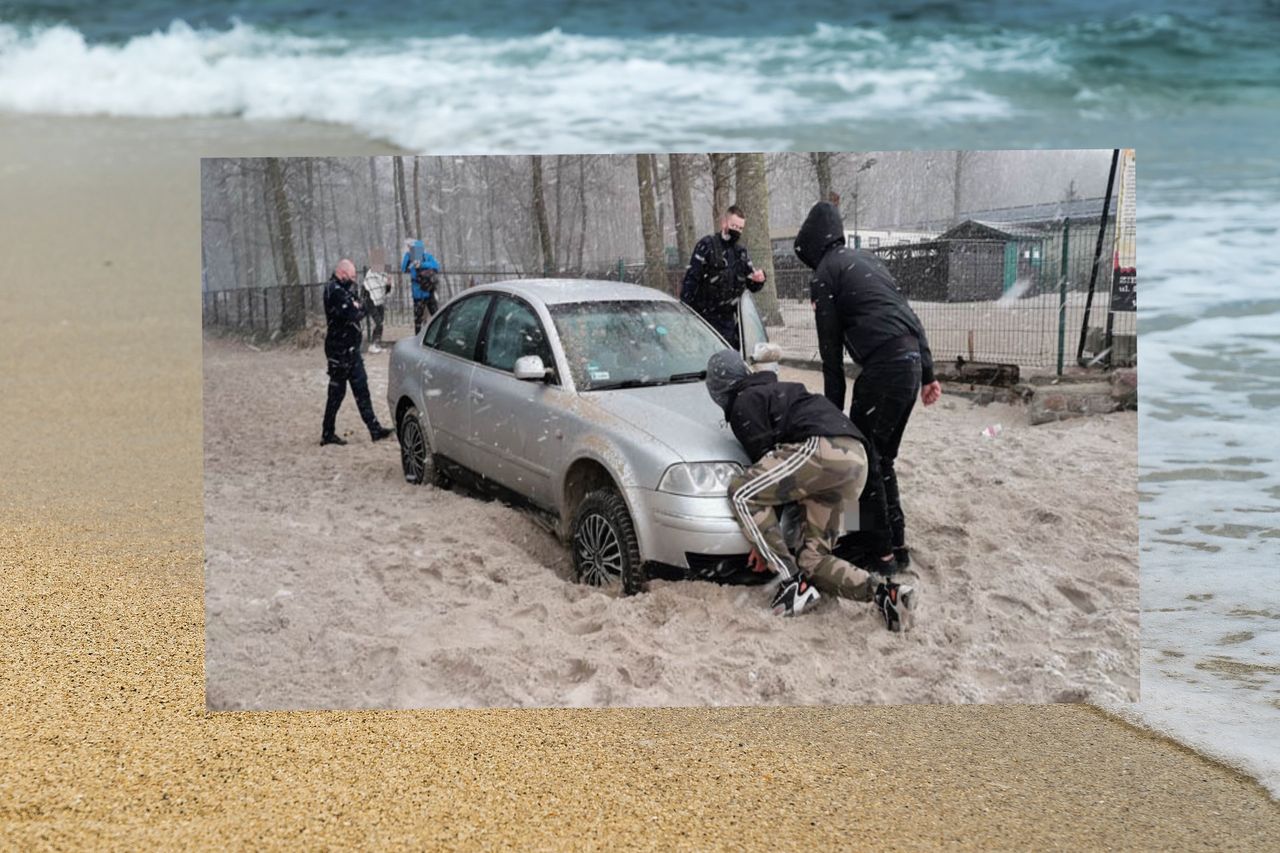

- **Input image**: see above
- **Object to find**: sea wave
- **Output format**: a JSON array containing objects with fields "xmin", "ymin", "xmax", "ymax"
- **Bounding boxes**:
[{"xmin": 4, "ymin": 16, "xmax": 1268, "ymax": 152}]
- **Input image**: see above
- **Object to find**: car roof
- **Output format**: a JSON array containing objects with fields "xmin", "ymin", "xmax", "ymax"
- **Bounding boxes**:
[{"xmin": 467, "ymin": 278, "xmax": 677, "ymax": 306}]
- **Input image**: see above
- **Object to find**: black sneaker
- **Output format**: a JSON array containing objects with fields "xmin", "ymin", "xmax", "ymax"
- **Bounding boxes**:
[
  {"xmin": 874, "ymin": 581, "xmax": 915, "ymax": 632},
  {"xmin": 370, "ymin": 425, "xmax": 394, "ymax": 442},
  {"xmin": 893, "ymin": 546, "xmax": 911, "ymax": 571},
  {"xmin": 770, "ymin": 573, "xmax": 821, "ymax": 617},
  {"xmin": 320, "ymin": 433, "xmax": 348, "ymax": 446}
]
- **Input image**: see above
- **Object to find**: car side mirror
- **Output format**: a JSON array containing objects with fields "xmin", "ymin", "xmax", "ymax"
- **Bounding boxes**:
[
  {"xmin": 514, "ymin": 355, "xmax": 550, "ymax": 381},
  {"xmin": 750, "ymin": 342, "xmax": 782, "ymax": 371}
]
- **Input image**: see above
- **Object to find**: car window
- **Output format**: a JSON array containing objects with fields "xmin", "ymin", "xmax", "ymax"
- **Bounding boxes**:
[
  {"xmin": 549, "ymin": 300, "xmax": 725, "ymax": 391},
  {"xmin": 482, "ymin": 295, "xmax": 556, "ymax": 379},
  {"xmin": 422, "ymin": 305, "xmax": 447, "ymax": 346},
  {"xmin": 429, "ymin": 294, "xmax": 492, "ymax": 360}
]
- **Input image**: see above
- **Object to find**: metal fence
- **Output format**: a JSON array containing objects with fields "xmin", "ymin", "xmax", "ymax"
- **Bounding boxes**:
[{"xmin": 204, "ymin": 226, "xmax": 1136, "ymax": 372}]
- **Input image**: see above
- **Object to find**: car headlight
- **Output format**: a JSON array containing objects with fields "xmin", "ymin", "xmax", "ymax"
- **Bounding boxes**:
[{"xmin": 657, "ymin": 462, "xmax": 743, "ymax": 496}]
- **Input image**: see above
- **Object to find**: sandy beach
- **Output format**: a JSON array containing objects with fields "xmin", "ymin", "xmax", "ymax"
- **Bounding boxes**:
[
  {"xmin": 2, "ymin": 114, "xmax": 1277, "ymax": 848},
  {"xmin": 203, "ymin": 338, "xmax": 1139, "ymax": 711}
]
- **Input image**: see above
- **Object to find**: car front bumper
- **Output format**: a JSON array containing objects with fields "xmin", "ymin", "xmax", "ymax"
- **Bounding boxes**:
[{"xmin": 623, "ymin": 487, "xmax": 752, "ymax": 568}]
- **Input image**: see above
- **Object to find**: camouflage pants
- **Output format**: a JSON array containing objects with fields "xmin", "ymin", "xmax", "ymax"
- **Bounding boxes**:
[{"xmin": 728, "ymin": 436, "xmax": 877, "ymax": 601}]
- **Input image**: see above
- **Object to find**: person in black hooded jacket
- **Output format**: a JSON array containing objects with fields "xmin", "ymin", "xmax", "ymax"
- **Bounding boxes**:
[
  {"xmin": 793, "ymin": 202, "xmax": 943, "ymax": 574},
  {"xmin": 706, "ymin": 350, "xmax": 915, "ymax": 630}
]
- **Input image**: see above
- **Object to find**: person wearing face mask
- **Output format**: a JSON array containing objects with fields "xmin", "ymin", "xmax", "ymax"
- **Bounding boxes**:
[
  {"xmin": 321, "ymin": 259, "xmax": 394, "ymax": 447},
  {"xmin": 679, "ymin": 204, "xmax": 766, "ymax": 351}
]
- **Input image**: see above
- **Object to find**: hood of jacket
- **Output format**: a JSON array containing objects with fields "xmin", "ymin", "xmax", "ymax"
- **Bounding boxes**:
[{"xmin": 794, "ymin": 201, "xmax": 846, "ymax": 270}]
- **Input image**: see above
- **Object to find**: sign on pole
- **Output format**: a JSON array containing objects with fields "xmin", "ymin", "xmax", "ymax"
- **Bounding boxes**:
[{"xmin": 1110, "ymin": 149, "xmax": 1137, "ymax": 312}]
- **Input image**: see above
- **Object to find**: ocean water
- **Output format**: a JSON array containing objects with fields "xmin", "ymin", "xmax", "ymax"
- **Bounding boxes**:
[{"xmin": 2, "ymin": 0, "xmax": 1278, "ymax": 794}]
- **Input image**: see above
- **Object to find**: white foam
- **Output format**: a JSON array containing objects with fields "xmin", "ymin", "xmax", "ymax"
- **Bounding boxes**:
[
  {"xmin": 1106, "ymin": 184, "xmax": 1280, "ymax": 798},
  {"xmin": 0, "ymin": 20, "xmax": 1063, "ymax": 151}
]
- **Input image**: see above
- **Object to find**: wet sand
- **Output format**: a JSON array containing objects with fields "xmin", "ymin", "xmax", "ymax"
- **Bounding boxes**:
[{"xmin": 1, "ymin": 114, "xmax": 1277, "ymax": 848}]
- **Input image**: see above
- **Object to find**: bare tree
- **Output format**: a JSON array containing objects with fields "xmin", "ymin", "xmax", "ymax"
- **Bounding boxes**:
[
  {"xmin": 708, "ymin": 153, "xmax": 734, "ymax": 231},
  {"xmin": 668, "ymin": 154, "xmax": 697, "ymax": 264},
  {"xmin": 811, "ymin": 152, "xmax": 833, "ymax": 203},
  {"xmin": 265, "ymin": 158, "xmax": 304, "ymax": 332},
  {"xmin": 636, "ymin": 154, "xmax": 666, "ymax": 292},
  {"xmin": 395, "ymin": 155, "xmax": 412, "ymax": 236},
  {"xmin": 368, "ymin": 157, "xmax": 383, "ymax": 261},
  {"xmin": 952, "ymin": 150, "xmax": 971, "ymax": 225},
  {"xmin": 413, "ymin": 155, "xmax": 423, "ymax": 238},
  {"xmin": 576, "ymin": 155, "xmax": 588, "ymax": 271},
  {"xmin": 734, "ymin": 153, "xmax": 781, "ymax": 325},
  {"xmin": 531, "ymin": 155, "xmax": 555, "ymax": 274}
]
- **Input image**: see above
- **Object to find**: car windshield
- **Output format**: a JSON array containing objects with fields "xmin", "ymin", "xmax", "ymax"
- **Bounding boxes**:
[{"xmin": 548, "ymin": 300, "xmax": 727, "ymax": 391}]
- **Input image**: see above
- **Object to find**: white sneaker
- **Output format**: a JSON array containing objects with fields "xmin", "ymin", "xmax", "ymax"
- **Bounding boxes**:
[{"xmin": 369, "ymin": 344, "xmax": 383, "ymax": 354}]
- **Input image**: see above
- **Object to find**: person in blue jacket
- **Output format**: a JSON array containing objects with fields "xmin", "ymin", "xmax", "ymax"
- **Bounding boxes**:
[{"xmin": 401, "ymin": 240, "xmax": 441, "ymax": 333}]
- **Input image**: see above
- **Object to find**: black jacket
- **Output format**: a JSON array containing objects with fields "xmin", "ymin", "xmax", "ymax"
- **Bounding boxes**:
[
  {"xmin": 794, "ymin": 202, "xmax": 936, "ymax": 410},
  {"xmin": 723, "ymin": 371, "xmax": 864, "ymax": 463},
  {"xmin": 680, "ymin": 233, "xmax": 762, "ymax": 328},
  {"xmin": 323, "ymin": 274, "xmax": 365, "ymax": 357}
]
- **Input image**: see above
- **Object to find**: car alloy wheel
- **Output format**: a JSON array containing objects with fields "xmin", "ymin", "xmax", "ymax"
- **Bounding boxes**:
[{"xmin": 571, "ymin": 489, "xmax": 645, "ymax": 596}]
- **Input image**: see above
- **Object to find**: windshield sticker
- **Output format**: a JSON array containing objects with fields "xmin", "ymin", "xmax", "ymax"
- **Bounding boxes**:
[{"xmin": 590, "ymin": 370, "xmax": 611, "ymax": 381}]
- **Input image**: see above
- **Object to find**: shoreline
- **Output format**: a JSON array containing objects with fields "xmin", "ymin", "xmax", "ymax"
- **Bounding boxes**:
[{"xmin": 1, "ymin": 112, "xmax": 1276, "ymax": 846}]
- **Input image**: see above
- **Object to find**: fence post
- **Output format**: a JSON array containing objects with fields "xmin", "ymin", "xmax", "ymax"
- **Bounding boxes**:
[
  {"xmin": 1056, "ymin": 217, "xmax": 1071, "ymax": 377},
  {"xmin": 616, "ymin": 259, "xmax": 624, "ymax": 281}
]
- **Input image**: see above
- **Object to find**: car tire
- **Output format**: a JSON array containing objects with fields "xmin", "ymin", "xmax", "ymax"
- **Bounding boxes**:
[
  {"xmin": 398, "ymin": 405, "xmax": 449, "ymax": 489},
  {"xmin": 571, "ymin": 489, "xmax": 645, "ymax": 596}
]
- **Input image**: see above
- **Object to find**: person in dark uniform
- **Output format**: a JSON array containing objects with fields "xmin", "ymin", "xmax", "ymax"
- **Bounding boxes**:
[
  {"xmin": 321, "ymin": 259, "xmax": 394, "ymax": 447},
  {"xmin": 793, "ymin": 202, "xmax": 943, "ymax": 574},
  {"xmin": 679, "ymin": 204, "xmax": 765, "ymax": 350}
]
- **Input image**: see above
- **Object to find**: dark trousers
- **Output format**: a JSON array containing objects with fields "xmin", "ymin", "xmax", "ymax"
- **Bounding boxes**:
[
  {"xmin": 412, "ymin": 295, "xmax": 439, "ymax": 334},
  {"xmin": 323, "ymin": 352, "xmax": 379, "ymax": 437},
  {"xmin": 366, "ymin": 304, "xmax": 385, "ymax": 344},
  {"xmin": 849, "ymin": 356, "xmax": 921, "ymax": 556},
  {"xmin": 705, "ymin": 312, "xmax": 740, "ymax": 352}
]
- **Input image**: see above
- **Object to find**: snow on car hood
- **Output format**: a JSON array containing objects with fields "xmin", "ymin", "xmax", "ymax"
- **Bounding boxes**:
[{"xmin": 580, "ymin": 381, "xmax": 750, "ymax": 465}]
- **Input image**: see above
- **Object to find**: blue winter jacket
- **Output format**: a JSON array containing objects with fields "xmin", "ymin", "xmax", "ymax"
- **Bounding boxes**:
[{"xmin": 401, "ymin": 241, "xmax": 441, "ymax": 300}]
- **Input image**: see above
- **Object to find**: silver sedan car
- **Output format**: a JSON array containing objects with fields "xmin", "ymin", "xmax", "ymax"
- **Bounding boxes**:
[{"xmin": 386, "ymin": 279, "xmax": 843, "ymax": 594}]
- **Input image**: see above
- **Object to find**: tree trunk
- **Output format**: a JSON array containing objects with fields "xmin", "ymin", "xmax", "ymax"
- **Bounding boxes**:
[
  {"xmin": 304, "ymin": 160, "xmax": 318, "ymax": 281},
  {"xmin": 812, "ymin": 152, "xmax": 832, "ymax": 203},
  {"xmin": 651, "ymin": 154, "xmax": 666, "ymax": 266},
  {"xmin": 531, "ymin": 155, "xmax": 555, "ymax": 274},
  {"xmin": 669, "ymin": 154, "xmax": 696, "ymax": 264},
  {"xmin": 452, "ymin": 158, "xmax": 465, "ymax": 269},
  {"xmin": 734, "ymin": 153, "xmax": 781, "ymax": 325},
  {"xmin": 266, "ymin": 158, "xmax": 305, "ymax": 333},
  {"xmin": 327, "ymin": 162, "xmax": 344, "ymax": 256},
  {"xmin": 434, "ymin": 156, "xmax": 446, "ymax": 267},
  {"xmin": 413, "ymin": 155, "xmax": 423, "ymax": 238},
  {"xmin": 636, "ymin": 154, "xmax": 666, "ymax": 292},
  {"xmin": 553, "ymin": 154, "xmax": 565, "ymax": 267},
  {"xmin": 261, "ymin": 167, "xmax": 284, "ymax": 288},
  {"xmin": 709, "ymin": 153, "xmax": 734, "ymax": 232},
  {"xmin": 395, "ymin": 156, "xmax": 412, "ymax": 236},
  {"xmin": 368, "ymin": 157, "xmax": 383, "ymax": 263},
  {"xmin": 576, "ymin": 155, "xmax": 588, "ymax": 271}
]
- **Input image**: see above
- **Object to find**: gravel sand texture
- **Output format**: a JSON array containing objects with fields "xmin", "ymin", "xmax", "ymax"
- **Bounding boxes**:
[{"xmin": 1, "ymin": 114, "xmax": 1276, "ymax": 848}]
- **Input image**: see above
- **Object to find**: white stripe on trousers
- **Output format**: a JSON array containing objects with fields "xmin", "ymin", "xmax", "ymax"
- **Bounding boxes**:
[{"xmin": 732, "ymin": 436, "xmax": 820, "ymax": 581}]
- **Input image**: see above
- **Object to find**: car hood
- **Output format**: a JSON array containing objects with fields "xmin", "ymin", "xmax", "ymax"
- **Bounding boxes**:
[{"xmin": 581, "ymin": 381, "xmax": 749, "ymax": 465}]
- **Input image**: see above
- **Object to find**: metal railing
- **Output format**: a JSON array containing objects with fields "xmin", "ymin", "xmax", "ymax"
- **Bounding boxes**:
[{"xmin": 204, "ymin": 237, "xmax": 1136, "ymax": 371}]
